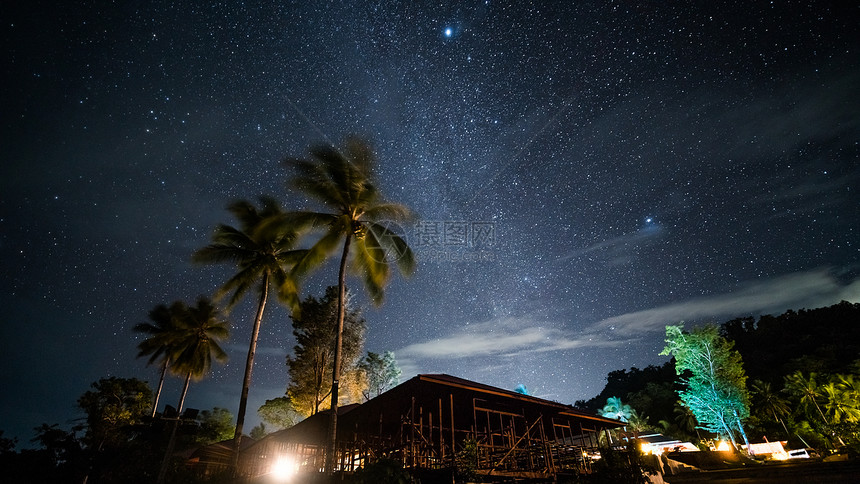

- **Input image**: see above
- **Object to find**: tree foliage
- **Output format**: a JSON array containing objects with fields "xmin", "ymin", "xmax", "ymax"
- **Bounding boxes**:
[
  {"xmin": 358, "ymin": 350, "xmax": 401, "ymax": 400},
  {"xmin": 286, "ymin": 286, "xmax": 366, "ymax": 416},
  {"xmin": 77, "ymin": 377, "xmax": 152, "ymax": 450},
  {"xmin": 196, "ymin": 407, "xmax": 235, "ymax": 444},
  {"xmin": 257, "ymin": 396, "xmax": 301, "ymax": 430},
  {"xmin": 193, "ymin": 197, "xmax": 305, "ymax": 455},
  {"xmin": 660, "ymin": 324, "xmax": 751, "ymax": 448},
  {"xmin": 284, "ymin": 137, "xmax": 416, "ymax": 472}
]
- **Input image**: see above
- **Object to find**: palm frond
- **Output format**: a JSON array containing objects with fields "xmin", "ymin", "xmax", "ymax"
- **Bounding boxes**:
[
  {"xmin": 291, "ymin": 221, "xmax": 347, "ymax": 278},
  {"xmin": 361, "ymin": 203, "xmax": 416, "ymax": 222},
  {"xmin": 365, "ymin": 221, "xmax": 416, "ymax": 276}
]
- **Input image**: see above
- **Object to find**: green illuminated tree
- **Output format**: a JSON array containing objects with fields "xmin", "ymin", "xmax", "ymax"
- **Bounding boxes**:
[
  {"xmin": 258, "ymin": 396, "xmax": 301, "ymax": 430},
  {"xmin": 286, "ymin": 287, "xmax": 366, "ymax": 416},
  {"xmin": 193, "ymin": 197, "xmax": 305, "ymax": 461},
  {"xmin": 284, "ymin": 137, "xmax": 416, "ymax": 472},
  {"xmin": 358, "ymin": 350, "xmax": 401, "ymax": 400},
  {"xmin": 600, "ymin": 396, "xmax": 634, "ymax": 422},
  {"xmin": 660, "ymin": 324, "xmax": 751, "ymax": 450}
]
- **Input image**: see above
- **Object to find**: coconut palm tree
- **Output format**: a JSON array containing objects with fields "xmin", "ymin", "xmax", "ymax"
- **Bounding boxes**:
[
  {"xmin": 157, "ymin": 297, "xmax": 229, "ymax": 484},
  {"xmin": 822, "ymin": 380, "xmax": 860, "ymax": 424},
  {"xmin": 169, "ymin": 298, "xmax": 230, "ymax": 413},
  {"xmin": 285, "ymin": 137, "xmax": 416, "ymax": 472},
  {"xmin": 134, "ymin": 302, "xmax": 183, "ymax": 418},
  {"xmin": 750, "ymin": 380, "xmax": 791, "ymax": 438},
  {"xmin": 784, "ymin": 371, "xmax": 828, "ymax": 425},
  {"xmin": 674, "ymin": 401, "xmax": 701, "ymax": 441},
  {"xmin": 192, "ymin": 197, "xmax": 305, "ymax": 460}
]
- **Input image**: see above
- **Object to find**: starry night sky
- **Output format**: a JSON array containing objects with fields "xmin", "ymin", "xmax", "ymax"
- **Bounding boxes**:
[{"xmin": 2, "ymin": 1, "xmax": 858, "ymax": 445}]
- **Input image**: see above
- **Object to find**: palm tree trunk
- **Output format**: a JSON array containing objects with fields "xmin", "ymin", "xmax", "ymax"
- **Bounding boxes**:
[
  {"xmin": 232, "ymin": 272, "xmax": 270, "ymax": 473},
  {"xmin": 151, "ymin": 358, "xmax": 170, "ymax": 418},
  {"xmin": 772, "ymin": 410, "xmax": 790, "ymax": 438},
  {"xmin": 326, "ymin": 234, "xmax": 351, "ymax": 475},
  {"xmin": 157, "ymin": 372, "xmax": 192, "ymax": 484}
]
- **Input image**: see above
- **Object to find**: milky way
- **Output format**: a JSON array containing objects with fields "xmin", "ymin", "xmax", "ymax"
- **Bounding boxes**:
[{"xmin": 2, "ymin": 1, "xmax": 858, "ymax": 444}]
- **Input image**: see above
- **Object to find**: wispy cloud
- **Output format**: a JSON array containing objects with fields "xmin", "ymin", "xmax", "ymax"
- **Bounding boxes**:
[
  {"xmin": 396, "ymin": 316, "xmax": 620, "ymax": 364},
  {"xmin": 224, "ymin": 343, "xmax": 288, "ymax": 357},
  {"xmin": 558, "ymin": 225, "xmax": 663, "ymax": 265},
  {"xmin": 591, "ymin": 268, "xmax": 860, "ymax": 335}
]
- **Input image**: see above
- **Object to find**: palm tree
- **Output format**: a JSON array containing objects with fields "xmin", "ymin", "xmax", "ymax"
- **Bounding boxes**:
[
  {"xmin": 134, "ymin": 302, "xmax": 183, "ymax": 418},
  {"xmin": 169, "ymin": 298, "xmax": 230, "ymax": 413},
  {"xmin": 674, "ymin": 401, "xmax": 701, "ymax": 441},
  {"xmin": 784, "ymin": 371, "xmax": 828, "ymax": 424},
  {"xmin": 285, "ymin": 137, "xmax": 416, "ymax": 472},
  {"xmin": 750, "ymin": 380, "xmax": 790, "ymax": 438},
  {"xmin": 600, "ymin": 396, "xmax": 633, "ymax": 422},
  {"xmin": 157, "ymin": 297, "xmax": 229, "ymax": 484},
  {"xmin": 822, "ymin": 380, "xmax": 860, "ymax": 424},
  {"xmin": 193, "ymin": 197, "xmax": 305, "ymax": 461}
]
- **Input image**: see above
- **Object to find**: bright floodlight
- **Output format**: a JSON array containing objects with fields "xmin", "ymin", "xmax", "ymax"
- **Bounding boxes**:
[{"xmin": 271, "ymin": 456, "xmax": 297, "ymax": 480}]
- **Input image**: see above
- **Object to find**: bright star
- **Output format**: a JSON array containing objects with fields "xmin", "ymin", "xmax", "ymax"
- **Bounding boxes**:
[{"xmin": 444, "ymin": 27, "xmax": 453, "ymax": 38}]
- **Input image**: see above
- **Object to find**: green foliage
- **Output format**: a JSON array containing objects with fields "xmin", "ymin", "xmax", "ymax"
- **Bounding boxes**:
[
  {"xmin": 358, "ymin": 350, "xmax": 401, "ymax": 400},
  {"xmin": 600, "ymin": 396, "xmax": 634, "ymax": 422},
  {"xmin": 455, "ymin": 438, "xmax": 478, "ymax": 483},
  {"xmin": 286, "ymin": 137, "xmax": 417, "ymax": 305},
  {"xmin": 286, "ymin": 286, "xmax": 367, "ymax": 416},
  {"xmin": 661, "ymin": 324, "xmax": 751, "ymax": 447},
  {"xmin": 194, "ymin": 197, "xmax": 306, "ymax": 445},
  {"xmin": 575, "ymin": 363, "xmax": 676, "ymax": 412},
  {"xmin": 192, "ymin": 197, "xmax": 305, "ymax": 310},
  {"xmin": 196, "ymin": 407, "xmax": 235, "ymax": 444},
  {"xmin": 170, "ymin": 298, "xmax": 230, "ymax": 382},
  {"xmin": 77, "ymin": 377, "xmax": 152, "ymax": 449},
  {"xmin": 249, "ymin": 423, "xmax": 267, "ymax": 440},
  {"xmin": 257, "ymin": 396, "xmax": 301, "ymax": 430}
]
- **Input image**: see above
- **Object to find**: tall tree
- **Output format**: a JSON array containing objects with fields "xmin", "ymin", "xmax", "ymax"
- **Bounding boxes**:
[
  {"xmin": 661, "ymin": 324, "xmax": 751, "ymax": 450},
  {"xmin": 157, "ymin": 297, "xmax": 229, "ymax": 484},
  {"xmin": 284, "ymin": 137, "xmax": 416, "ymax": 472},
  {"xmin": 358, "ymin": 351, "xmax": 402, "ymax": 400},
  {"xmin": 168, "ymin": 298, "xmax": 230, "ymax": 414},
  {"xmin": 749, "ymin": 380, "xmax": 791, "ymax": 438},
  {"xmin": 287, "ymin": 286, "xmax": 366, "ymax": 416},
  {"xmin": 784, "ymin": 371, "xmax": 829, "ymax": 425},
  {"xmin": 133, "ymin": 303, "xmax": 183, "ymax": 418},
  {"xmin": 193, "ymin": 197, "xmax": 304, "ymax": 463}
]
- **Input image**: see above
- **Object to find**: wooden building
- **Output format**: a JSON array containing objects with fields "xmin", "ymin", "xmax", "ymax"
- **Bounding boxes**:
[{"xmin": 240, "ymin": 374, "xmax": 623, "ymax": 481}]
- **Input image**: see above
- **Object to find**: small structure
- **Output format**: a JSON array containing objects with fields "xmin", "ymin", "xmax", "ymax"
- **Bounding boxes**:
[
  {"xmin": 637, "ymin": 433, "xmax": 698, "ymax": 455},
  {"xmin": 240, "ymin": 374, "xmax": 623, "ymax": 481}
]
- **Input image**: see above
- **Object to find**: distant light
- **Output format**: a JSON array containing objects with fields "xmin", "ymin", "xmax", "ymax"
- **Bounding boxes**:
[
  {"xmin": 444, "ymin": 27, "xmax": 453, "ymax": 37},
  {"xmin": 716, "ymin": 441, "xmax": 731, "ymax": 452}
]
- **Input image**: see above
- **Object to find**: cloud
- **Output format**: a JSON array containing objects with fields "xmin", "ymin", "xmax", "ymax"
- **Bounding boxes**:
[
  {"xmin": 592, "ymin": 268, "xmax": 860, "ymax": 335},
  {"xmin": 558, "ymin": 225, "xmax": 664, "ymax": 264},
  {"xmin": 397, "ymin": 316, "xmax": 620, "ymax": 362}
]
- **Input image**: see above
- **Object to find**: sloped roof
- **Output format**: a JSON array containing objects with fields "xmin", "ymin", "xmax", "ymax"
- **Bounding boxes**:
[{"xmin": 396, "ymin": 374, "xmax": 623, "ymax": 426}]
